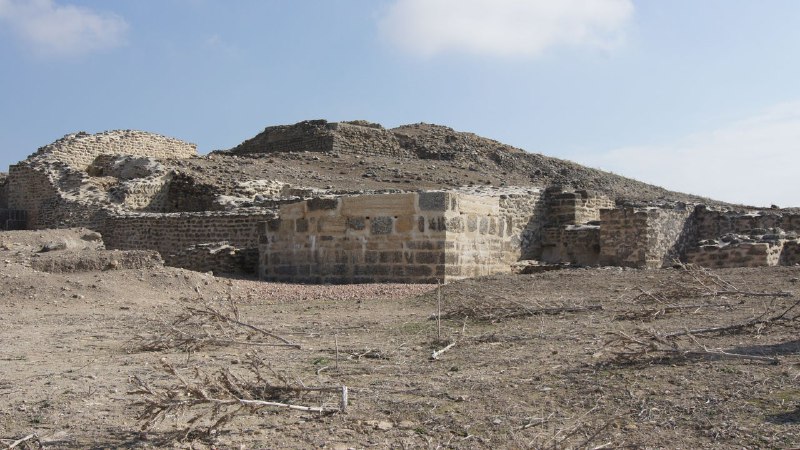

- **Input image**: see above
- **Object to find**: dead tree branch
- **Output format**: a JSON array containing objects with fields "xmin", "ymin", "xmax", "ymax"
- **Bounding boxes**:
[{"xmin": 129, "ymin": 358, "xmax": 345, "ymax": 437}]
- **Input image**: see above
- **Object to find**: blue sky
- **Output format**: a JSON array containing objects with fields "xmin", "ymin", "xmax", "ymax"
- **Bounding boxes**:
[{"xmin": 1, "ymin": 0, "xmax": 799, "ymax": 207}]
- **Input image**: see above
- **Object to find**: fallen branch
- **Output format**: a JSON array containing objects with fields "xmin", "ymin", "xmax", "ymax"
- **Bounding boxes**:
[
  {"xmin": 431, "ymin": 342, "xmax": 456, "ymax": 360},
  {"xmin": 133, "ymin": 301, "xmax": 300, "ymax": 352},
  {"xmin": 3, "ymin": 434, "xmax": 38, "ymax": 450},
  {"xmin": 130, "ymin": 358, "xmax": 345, "ymax": 436}
]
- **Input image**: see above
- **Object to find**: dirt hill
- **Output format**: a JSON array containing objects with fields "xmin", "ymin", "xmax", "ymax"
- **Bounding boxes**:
[{"xmin": 171, "ymin": 121, "xmax": 727, "ymax": 208}]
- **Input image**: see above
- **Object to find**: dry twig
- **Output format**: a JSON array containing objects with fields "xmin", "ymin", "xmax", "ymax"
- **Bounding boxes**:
[
  {"xmin": 130, "ymin": 357, "xmax": 345, "ymax": 437},
  {"xmin": 133, "ymin": 299, "xmax": 299, "ymax": 352}
]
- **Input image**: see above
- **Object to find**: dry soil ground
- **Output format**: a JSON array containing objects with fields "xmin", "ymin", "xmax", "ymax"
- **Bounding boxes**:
[{"xmin": 2, "ymin": 231, "xmax": 800, "ymax": 449}]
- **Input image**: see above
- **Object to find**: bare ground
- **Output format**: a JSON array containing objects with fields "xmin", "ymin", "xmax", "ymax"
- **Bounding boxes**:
[{"xmin": 2, "ymin": 234, "xmax": 800, "ymax": 449}]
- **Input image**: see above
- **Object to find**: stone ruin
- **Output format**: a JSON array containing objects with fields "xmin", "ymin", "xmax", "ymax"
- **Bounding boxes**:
[{"xmin": 2, "ymin": 119, "xmax": 799, "ymax": 282}]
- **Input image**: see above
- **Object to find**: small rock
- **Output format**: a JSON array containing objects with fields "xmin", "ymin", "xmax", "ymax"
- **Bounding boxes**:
[{"xmin": 398, "ymin": 420, "xmax": 416, "ymax": 430}]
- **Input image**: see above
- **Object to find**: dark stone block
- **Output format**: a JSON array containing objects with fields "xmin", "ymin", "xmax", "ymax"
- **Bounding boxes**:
[
  {"xmin": 347, "ymin": 217, "xmax": 366, "ymax": 230},
  {"xmin": 446, "ymin": 216, "xmax": 464, "ymax": 232},
  {"xmin": 418, "ymin": 216, "xmax": 425, "ymax": 232},
  {"xmin": 419, "ymin": 192, "xmax": 448, "ymax": 211},
  {"xmin": 267, "ymin": 218, "xmax": 282, "ymax": 232},
  {"xmin": 428, "ymin": 217, "xmax": 446, "ymax": 232},
  {"xmin": 467, "ymin": 215, "xmax": 478, "ymax": 232},
  {"xmin": 406, "ymin": 265, "xmax": 432, "ymax": 277},
  {"xmin": 370, "ymin": 216, "xmax": 393, "ymax": 235},
  {"xmin": 380, "ymin": 251, "xmax": 402, "ymax": 263},
  {"xmin": 415, "ymin": 251, "xmax": 440, "ymax": 264},
  {"xmin": 307, "ymin": 197, "xmax": 338, "ymax": 211},
  {"xmin": 295, "ymin": 218, "xmax": 309, "ymax": 233},
  {"xmin": 274, "ymin": 265, "xmax": 297, "ymax": 276}
]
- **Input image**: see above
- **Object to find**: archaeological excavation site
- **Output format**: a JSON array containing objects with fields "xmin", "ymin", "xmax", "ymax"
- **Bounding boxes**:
[
  {"xmin": 3, "ymin": 120, "xmax": 800, "ymax": 449},
  {"xmin": 2, "ymin": 119, "xmax": 799, "ymax": 281}
]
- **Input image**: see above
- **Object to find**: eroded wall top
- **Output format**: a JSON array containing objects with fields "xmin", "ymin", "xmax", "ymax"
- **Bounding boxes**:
[{"xmin": 27, "ymin": 130, "xmax": 197, "ymax": 169}]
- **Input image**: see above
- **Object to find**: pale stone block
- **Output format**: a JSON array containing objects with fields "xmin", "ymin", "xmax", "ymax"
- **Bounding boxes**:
[
  {"xmin": 281, "ymin": 201, "xmax": 307, "ymax": 219},
  {"xmin": 341, "ymin": 193, "xmax": 417, "ymax": 216},
  {"xmin": 455, "ymin": 194, "xmax": 500, "ymax": 215}
]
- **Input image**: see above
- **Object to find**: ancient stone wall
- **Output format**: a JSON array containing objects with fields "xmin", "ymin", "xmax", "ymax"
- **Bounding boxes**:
[
  {"xmin": 599, "ymin": 207, "xmax": 692, "ymax": 268},
  {"xmin": 781, "ymin": 241, "xmax": 800, "ymax": 266},
  {"xmin": 497, "ymin": 190, "xmax": 545, "ymax": 258},
  {"xmin": 260, "ymin": 191, "xmax": 538, "ymax": 283},
  {"xmin": 29, "ymin": 130, "xmax": 197, "ymax": 169},
  {"xmin": 686, "ymin": 242, "xmax": 783, "ymax": 268},
  {"xmin": 229, "ymin": 120, "xmax": 411, "ymax": 158},
  {"xmin": 540, "ymin": 225, "xmax": 601, "ymax": 265},
  {"xmin": 0, "ymin": 173, "xmax": 7, "ymax": 209},
  {"xmin": 694, "ymin": 207, "xmax": 800, "ymax": 240},
  {"xmin": 168, "ymin": 242, "xmax": 259, "ymax": 275},
  {"xmin": 103, "ymin": 210, "xmax": 275, "ymax": 270},
  {"xmin": 545, "ymin": 188, "xmax": 614, "ymax": 226},
  {"xmin": 329, "ymin": 122, "xmax": 409, "ymax": 158}
]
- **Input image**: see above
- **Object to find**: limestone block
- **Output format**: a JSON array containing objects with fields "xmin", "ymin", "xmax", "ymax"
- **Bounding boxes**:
[
  {"xmin": 281, "ymin": 201, "xmax": 307, "ymax": 219},
  {"xmin": 456, "ymin": 194, "xmax": 500, "ymax": 215},
  {"xmin": 318, "ymin": 217, "xmax": 347, "ymax": 233},
  {"xmin": 341, "ymin": 193, "xmax": 416, "ymax": 216}
]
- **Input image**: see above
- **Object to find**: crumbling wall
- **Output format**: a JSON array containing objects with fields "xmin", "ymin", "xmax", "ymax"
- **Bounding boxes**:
[
  {"xmin": 229, "ymin": 120, "xmax": 411, "ymax": 158},
  {"xmin": 260, "ymin": 191, "xmax": 536, "ymax": 283},
  {"xmin": 781, "ymin": 240, "xmax": 800, "ymax": 266},
  {"xmin": 329, "ymin": 122, "xmax": 408, "ymax": 157},
  {"xmin": 540, "ymin": 225, "xmax": 601, "ymax": 265},
  {"xmin": 498, "ymin": 190, "xmax": 545, "ymax": 258},
  {"xmin": 694, "ymin": 207, "xmax": 800, "ymax": 239},
  {"xmin": 686, "ymin": 242, "xmax": 783, "ymax": 268},
  {"xmin": 6, "ymin": 164, "xmax": 111, "ymax": 230},
  {"xmin": 104, "ymin": 210, "xmax": 274, "ymax": 271},
  {"xmin": 545, "ymin": 188, "xmax": 614, "ymax": 226},
  {"xmin": 0, "ymin": 173, "xmax": 7, "ymax": 209},
  {"xmin": 168, "ymin": 242, "xmax": 259, "ymax": 275},
  {"xmin": 29, "ymin": 130, "xmax": 197, "ymax": 169},
  {"xmin": 599, "ymin": 207, "xmax": 692, "ymax": 268}
]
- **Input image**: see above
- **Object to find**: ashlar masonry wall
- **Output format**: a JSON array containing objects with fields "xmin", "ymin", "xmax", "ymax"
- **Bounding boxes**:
[{"xmin": 260, "ymin": 191, "xmax": 542, "ymax": 283}]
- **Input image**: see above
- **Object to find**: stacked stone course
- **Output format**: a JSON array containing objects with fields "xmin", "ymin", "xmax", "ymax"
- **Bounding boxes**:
[
  {"xmin": 599, "ymin": 206, "xmax": 693, "ymax": 269},
  {"xmin": 104, "ymin": 210, "xmax": 275, "ymax": 272},
  {"xmin": 230, "ymin": 120, "xmax": 412, "ymax": 158},
  {"xmin": 29, "ymin": 130, "xmax": 197, "ymax": 169},
  {"xmin": 260, "ymin": 190, "xmax": 542, "ymax": 283}
]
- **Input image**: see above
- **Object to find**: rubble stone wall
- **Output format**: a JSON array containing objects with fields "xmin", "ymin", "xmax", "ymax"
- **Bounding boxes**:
[
  {"xmin": 695, "ymin": 207, "xmax": 800, "ymax": 239},
  {"xmin": 686, "ymin": 242, "xmax": 782, "ymax": 268},
  {"xmin": 781, "ymin": 241, "xmax": 800, "ymax": 266},
  {"xmin": 230, "ymin": 120, "xmax": 411, "ymax": 158},
  {"xmin": 541, "ymin": 226, "xmax": 601, "ymax": 265},
  {"xmin": 30, "ymin": 130, "xmax": 197, "ymax": 169},
  {"xmin": 498, "ymin": 190, "xmax": 545, "ymax": 258},
  {"xmin": 0, "ymin": 173, "xmax": 7, "ymax": 209},
  {"xmin": 599, "ymin": 207, "xmax": 692, "ymax": 268},
  {"xmin": 168, "ymin": 242, "xmax": 259, "ymax": 275},
  {"xmin": 545, "ymin": 189, "xmax": 614, "ymax": 226},
  {"xmin": 260, "ymin": 191, "xmax": 537, "ymax": 283},
  {"xmin": 103, "ymin": 210, "xmax": 275, "ymax": 270}
]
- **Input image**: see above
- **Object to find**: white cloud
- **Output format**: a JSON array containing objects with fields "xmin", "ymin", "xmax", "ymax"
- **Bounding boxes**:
[
  {"xmin": 571, "ymin": 102, "xmax": 800, "ymax": 208},
  {"xmin": 0, "ymin": 0, "xmax": 128, "ymax": 57},
  {"xmin": 379, "ymin": 0, "xmax": 634, "ymax": 58}
]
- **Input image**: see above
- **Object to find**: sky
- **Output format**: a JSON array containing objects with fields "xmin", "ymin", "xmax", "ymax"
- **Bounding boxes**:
[{"xmin": 1, "ymin": 0, "xmax": 799, "ymax": 207}]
